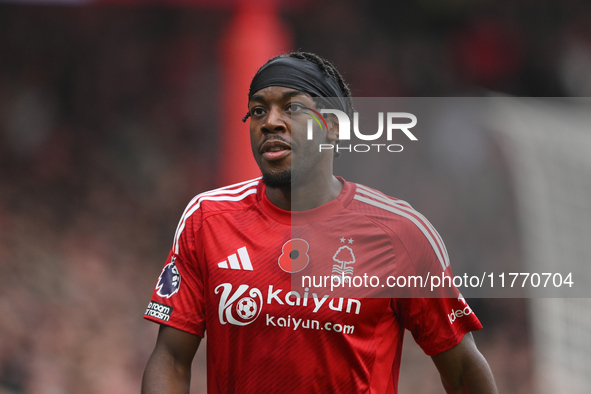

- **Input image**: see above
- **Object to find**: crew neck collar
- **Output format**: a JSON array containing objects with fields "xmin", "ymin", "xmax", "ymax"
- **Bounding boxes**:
[{"xmin": 257, "ymin": 177, "xmax": 355, "ymax": 225}]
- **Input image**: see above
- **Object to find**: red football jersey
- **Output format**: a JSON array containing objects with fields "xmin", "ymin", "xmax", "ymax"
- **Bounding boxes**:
[{"xmin": 144, "ymin": 177, "xmax": 482, "ymax": 393}]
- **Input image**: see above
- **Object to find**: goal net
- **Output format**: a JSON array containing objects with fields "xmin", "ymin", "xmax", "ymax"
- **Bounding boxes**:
[{"xmin": 488, "ymin": 97, "xmax": 591, "ymax": 394}]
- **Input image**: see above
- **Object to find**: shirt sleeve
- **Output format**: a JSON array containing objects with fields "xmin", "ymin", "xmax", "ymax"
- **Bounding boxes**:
[
  {"xmin": 143, "ymin": 199, "xmax": 206, "ymax": 337},
  {"xmin": 391, "ymin": 211, "xmax": 482, "ymax": 356}
]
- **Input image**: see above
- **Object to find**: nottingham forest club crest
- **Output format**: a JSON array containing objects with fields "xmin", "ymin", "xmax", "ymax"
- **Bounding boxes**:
[{"xmin": 332, "ymin": 237, "xmax": 356, "ymax": 283}]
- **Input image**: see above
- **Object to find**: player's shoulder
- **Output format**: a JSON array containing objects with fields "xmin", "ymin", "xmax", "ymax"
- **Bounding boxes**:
[
  {"xmin": 348, "ymin": 182, "xmax": 436, "ymax": 240},
  {"xmin": 183, "ymin": 178, "xmax": 261, "ymax": 218},
  {"xmin": 349, "ymin": 181, "xmax": 450, "ymax": 270},
  {"xmin": 349, "ymin": 182, "xmax": 416, "ymax": 225},
  {"xmin": 170, "ymin": 179, "xmax": 261, "ymax": 252}
]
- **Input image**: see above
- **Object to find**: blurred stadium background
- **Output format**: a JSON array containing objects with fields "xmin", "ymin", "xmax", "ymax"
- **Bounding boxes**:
[{"xmin": 1, "ymin": 0, "xmax": 590, "ymax": 393}]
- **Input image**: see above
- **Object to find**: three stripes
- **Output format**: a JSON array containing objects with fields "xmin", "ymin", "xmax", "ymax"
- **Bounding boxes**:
[
  {"xmin": 353, "ymin": 184, "xmax": 450, "ymax": 271},
  {"xmin": 172, "ymin": 178, "xmax": 261, "ymax": 255},
  {"xmin": 218, "ymin": 246, "xmax": 253, "ymax": 271}
]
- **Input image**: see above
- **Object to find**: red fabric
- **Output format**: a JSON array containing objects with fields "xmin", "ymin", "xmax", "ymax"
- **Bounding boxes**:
[
  {"xmin": 218, "ymin": 2, "xmax": 292, "ymax": 185},
  {"xmin": 145, "ymin": 178, "xmax": 482, "ymax": 393}
]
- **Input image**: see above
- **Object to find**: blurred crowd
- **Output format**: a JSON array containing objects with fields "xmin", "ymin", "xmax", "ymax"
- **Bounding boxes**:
[{"xmin": 1, "ymin": 1, "xmax": 590, "ymax": 392}]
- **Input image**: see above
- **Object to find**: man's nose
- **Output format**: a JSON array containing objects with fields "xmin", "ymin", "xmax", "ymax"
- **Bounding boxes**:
[{"xmin": 261, "ymin": 107, "xmax": 287, "ymax": 134}]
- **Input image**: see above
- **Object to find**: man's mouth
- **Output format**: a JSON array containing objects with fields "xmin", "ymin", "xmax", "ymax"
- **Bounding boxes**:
[{"xmin": 261, "ymin": 141, "xmax": 291, "ymax": 161}]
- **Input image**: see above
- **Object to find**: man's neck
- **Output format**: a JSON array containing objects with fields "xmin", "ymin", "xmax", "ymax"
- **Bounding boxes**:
[{"xmin": 265, "ymin": 175, "xmax": 343, "ymax": 211}]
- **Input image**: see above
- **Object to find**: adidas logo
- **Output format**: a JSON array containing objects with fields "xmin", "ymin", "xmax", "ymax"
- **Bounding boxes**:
[{"xmin": 218, "ymin": 247, "xmax": 253, "ymax": 271}]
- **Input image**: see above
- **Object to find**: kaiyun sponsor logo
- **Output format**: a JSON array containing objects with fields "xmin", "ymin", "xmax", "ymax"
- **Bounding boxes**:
[{"xmin": 214, "ymin": 283, "xmax": 362, "ymax": 327}]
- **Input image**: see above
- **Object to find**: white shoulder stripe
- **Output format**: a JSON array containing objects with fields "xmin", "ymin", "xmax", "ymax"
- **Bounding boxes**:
[
  {"xmin": 355, "ymin": 186, "xmax": 449, "ymax": 267},
  {"xmin": 174, "ymin": 178, "xmax": 261, "ymax": 236},
  {"xmin": 356, "ymin": 184, "xmax": 413, "ymax": 209},
  {"xmin": 355, "ymin": 187, "xmax": 443, "ymax": 243},
  {"xmin": 206, "ymin": 177, "xmax": 261, "ymax": 192},
  {"xmin": 354, "ymin": 194, "xmax": 449, "ymax": 271},
  {"xmin": 172, "ymin": 179, "xmax": 260, "ymax": 250},
  {"xmin": 172, "ymin": 182, "xmax": 259, "ymax": 254}
]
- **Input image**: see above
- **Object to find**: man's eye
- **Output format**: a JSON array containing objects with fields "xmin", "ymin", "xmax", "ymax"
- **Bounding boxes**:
[
  {"xmin": 287, "ymin": 103, "xmax": 305, "ymax": 112},
  {"xmin": 251, "ymin": 108, "xmax": 265, "ymax": 116}
]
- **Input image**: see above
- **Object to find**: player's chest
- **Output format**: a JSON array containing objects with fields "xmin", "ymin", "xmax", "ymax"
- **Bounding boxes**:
[
  {"xmin": 200, "ymin": 215, "xmax": 395, "ymax": 284},
  {"xmin": 199, "ymin": 215, "xmax": 398, "ymax": 332}
]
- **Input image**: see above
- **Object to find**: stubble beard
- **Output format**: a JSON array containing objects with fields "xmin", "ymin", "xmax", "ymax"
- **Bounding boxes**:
[
  {"xmin": 261, "ymin": 167, "xmax": 296, "ymax": 189},
  {"xmin": 261, "ymin": 148, "xmax": 324, "ymax": 190}
]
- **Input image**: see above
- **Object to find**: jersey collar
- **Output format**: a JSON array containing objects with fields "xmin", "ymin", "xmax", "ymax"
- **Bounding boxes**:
[{"xmin": 257, "ymin": 177, "xmax": 356, "ymax": 225}]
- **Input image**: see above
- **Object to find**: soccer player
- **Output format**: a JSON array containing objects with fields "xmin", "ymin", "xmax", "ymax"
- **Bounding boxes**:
[{"xmin": 142, "ymin": 52, "xmax": 498, "ymax": 393}]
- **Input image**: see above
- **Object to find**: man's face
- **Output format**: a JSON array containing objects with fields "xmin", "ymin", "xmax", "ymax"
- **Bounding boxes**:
[{"xmin": 248, "ymin": 86, "xmax": 336, "ymax": 188}]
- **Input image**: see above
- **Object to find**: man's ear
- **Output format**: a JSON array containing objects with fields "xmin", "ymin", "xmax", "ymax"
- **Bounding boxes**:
[{"xmin": 325, "ymin": 114, "xmax": 340, "ymax": 142}]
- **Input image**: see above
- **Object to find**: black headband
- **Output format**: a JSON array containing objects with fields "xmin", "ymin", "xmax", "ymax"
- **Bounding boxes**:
[{"xmin": 245, "ymin": 56, "xmax": 348, "ymax": 121}]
